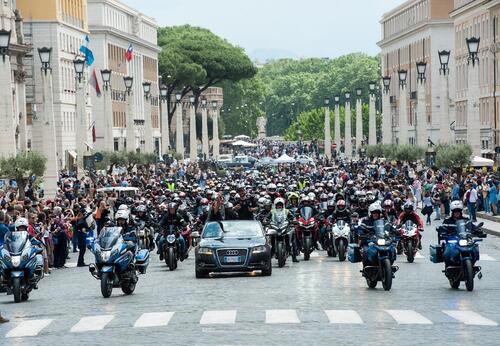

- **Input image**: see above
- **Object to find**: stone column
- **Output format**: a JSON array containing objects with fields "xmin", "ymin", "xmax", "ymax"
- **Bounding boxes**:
[
  {"xmin": 399, "ymin": 85, "xmax": 408, "ymax": 145},
  {"xmin": 189, "ymin": 103, "xmax": 197, "ymax": 161},
  {"xmin": 382, "ymin": 90, "xmax": 392, "ymax": 144},
  {"xmin": 160, "ymin": 99, "xmax": 170, "ymax": 155},
  {"xmin": 324, "ymin": 105, "xmax": 332, "ymax": 160},
  {"xmin": 15, "ymin": 71, "xmax": 28, "ymax": 152},
  {"xmin": 416, "ymin": 78, "xmax": 427, "ymax": 146},
  {"xmin": 126, "ymin": 92, "xmax": 136, "ymax": 152},
  {"xmin": 38, "ymin": 69, "xmax": 58, "ymax": 199},
  {"xmin": 0, "ymin": 55, "xmax": 16, "ymax": 157},
  {"xmin": 467, "ymin": 63, "xmax": 481, "ymax": 157},
  {"xmin": 369, "ymin": 93, "xmax": 376, "ymax": 145},
  {"xmin": 202, "ymin": 106, "xmax": 209, "ymax": 158},
  {"xmin": 355, "ymin": 98, "xmax": 363, "ymax": 154},
  {"xmin": 103, "ymin": 84, "xmax": 113, "ymax": 151},
  {"xmin": 175, "ymin": 101, "xmax": 184, "ymax": 158},
  {"xmin": 345, "ymin": 99, "xmax": 352, "ymax": 159},
  {"xmin": 439, "ymin": 73, "xmax": 451, "ymax": 144},
  {"xmin": 143, "ymin": 97, "xmax": 153, "ymax": 153},
  {"xmin": 76, "ymin": 71, "xmax": 88, "ymax": 179},
  {"xmin": 212, "ymin": 107, "xmax": 220, "ymax": 159},
  {"xmin": 334, "ymin": 102, "xmax": 341, "ymax": 149}
]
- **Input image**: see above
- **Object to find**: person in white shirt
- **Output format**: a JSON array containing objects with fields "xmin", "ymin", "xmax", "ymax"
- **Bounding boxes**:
[{"xmin": 464, "ymin": 184, "xmax": 478, "ymax": 222}]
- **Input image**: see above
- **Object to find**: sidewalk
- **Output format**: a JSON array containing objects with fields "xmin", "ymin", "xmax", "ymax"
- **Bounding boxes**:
[{"xmin": 457, "ymin": 211, "xmax": 499, "ymax": 237}]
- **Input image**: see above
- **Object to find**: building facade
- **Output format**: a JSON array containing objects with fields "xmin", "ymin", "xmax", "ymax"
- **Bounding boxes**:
[
  {"xmin": 378, "ymin": 0, "xmax": 455, "ymax": 145},
  {"xmin": 87, "ymin": 0, "xmax": 161, "ymax": 153},
  {"xmin": 17, "ymin": 0, "xmax": 93, "ymax": 169}
]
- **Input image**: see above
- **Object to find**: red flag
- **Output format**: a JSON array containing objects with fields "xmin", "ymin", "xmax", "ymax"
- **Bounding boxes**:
[
  {"xmin": 92, "ymin": 123, "xmax": 96, "ymax": 143},
  {"xmin": 90, "ymin": 68, "xmax": 101, "ymax": 97},
  {"xmin": 125, "ymin": 44, "xmax": 133, "ymax": 62}
]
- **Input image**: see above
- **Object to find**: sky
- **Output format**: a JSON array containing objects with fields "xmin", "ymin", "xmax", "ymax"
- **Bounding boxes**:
[{"xmin": 121, "ymin": 0, "xmax": 406, "ymax": 61}]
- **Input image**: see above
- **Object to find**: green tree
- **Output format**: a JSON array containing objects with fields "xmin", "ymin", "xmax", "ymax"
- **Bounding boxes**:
[
  {"xmin": 0, "ymin": 152, "xmax": 47, "ymax": 200},
  {"xmin": 435, "ymin": 144, "xmax": 473, "ymax": 169}
]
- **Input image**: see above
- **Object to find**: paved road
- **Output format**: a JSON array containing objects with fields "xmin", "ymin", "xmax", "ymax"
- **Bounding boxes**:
[{"xmin": 1, "ymin": 221, "xmax": 500, "ymax": 345}]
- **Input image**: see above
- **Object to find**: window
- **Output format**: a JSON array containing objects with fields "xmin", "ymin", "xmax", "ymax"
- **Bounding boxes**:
[{"xmin": 114, "ymin": 138, "xmax": 119, "ymax": 151}]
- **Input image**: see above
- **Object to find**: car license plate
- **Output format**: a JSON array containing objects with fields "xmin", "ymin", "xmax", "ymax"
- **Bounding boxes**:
[{"xmin": 224, "ymin": 256, "xmax": 241, "ymax": 263}]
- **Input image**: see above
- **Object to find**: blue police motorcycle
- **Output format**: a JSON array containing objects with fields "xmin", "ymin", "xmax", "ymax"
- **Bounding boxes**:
[
  {"xmin": 433, "ymin": 220, "xmax": 486, "ymax": 291},
  {"xmin": 0, "ymin": 231, "xmax": 44, "ymax": 303},
  {"xmin": 89, "ymin": 227, "xmax": 150, "ymax": 298}
]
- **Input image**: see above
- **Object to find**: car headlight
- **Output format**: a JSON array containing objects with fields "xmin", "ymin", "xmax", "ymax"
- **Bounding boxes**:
[
  {"xmin": 459, "ymin": 239, "xmax": 468, "ymax": 247},
  {"xmin": 198, "ymin": 247, "xmax": 213, "ymax": 255},
  {"xmin": 101, "ymin": 250, "xmax": 111, "ymax": 262},
  {"xmin": 377, "ymin": 239, "xmax": 386, "ymax": 246},
  {"xmin": 11, "ymin": 255, "xmax": 21, "ymax": 267},
  {"xmin": 252, "ymin": 246, "xmax": 267, "ymax": 254}
]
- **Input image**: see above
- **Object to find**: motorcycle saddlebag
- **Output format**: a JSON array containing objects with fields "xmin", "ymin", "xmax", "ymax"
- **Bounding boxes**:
[
  {"xmin": 348, "ymin": 244, "xmax": 362, "ymax": 263},
  {"xmin": 429, "ymin": 244, "xmax": 443, "ymax": 263},
  {"xmin": 135, "ymin": 249, "xmax": 150, "ymax": 273}
]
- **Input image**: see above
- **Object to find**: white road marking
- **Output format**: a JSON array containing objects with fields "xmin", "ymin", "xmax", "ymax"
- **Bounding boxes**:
[
  {"xmin": 65, "ymin": 262, "xmax": 77, "ymax": 268},
  {"xmin": 200, "ymin": 310, "xmax": 237, "ymax": 325},
  {"xmin": 324, "ymin": 310, "xmax": 363, "ymax": 324},
  {"xmin": 70, "ymin": 315, "xmax": 114, "ymax": 332},
  {"xmin": 134, "ymin": 312, "xmax": 174, "ymax": 328},
  {"xmin": 415, "ymin": 252, "xmax": 424, "ymax": 259},
  {"xmin": 443, "ymin": 310, "xmax": 498, "ymax": 326},
  {"xmin": 385, "ymin": 310, "xmax": 433, "ymax": 325},
  {"xmin": 6, "ymin": 319, "xmax": 53, "ymax": 338},
  {"xmin": 265, "ymin": 310, "xmax": 300, "ymax": 324},
  {"xmin": 480, "ymin": 254, "xmax": 496, "ymax": 261}
]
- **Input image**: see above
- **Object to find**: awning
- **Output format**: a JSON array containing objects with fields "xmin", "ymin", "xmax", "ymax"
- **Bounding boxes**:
[
  {"xmin": 67, "ymin": 150, "xmax": 77, "ymax": 159},
  {"xmin": 471, "ymin": 156, "xmax": 494, "ymax": 167},
  {"xmin": 481, "ymin": 149, "xmax": 493, "ymax": 154}
]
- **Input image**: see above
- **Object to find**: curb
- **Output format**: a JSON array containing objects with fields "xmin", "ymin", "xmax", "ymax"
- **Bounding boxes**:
[{"xmin": 482, "ymin": 227, "xmax": 500, "ymax": 238}]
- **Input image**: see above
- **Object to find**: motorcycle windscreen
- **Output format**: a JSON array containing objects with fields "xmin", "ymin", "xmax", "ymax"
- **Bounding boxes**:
[
  {"xmin": 337, "ymin": 220, "xmax": 346, "ymax": 228},
  {"xmin": 271, "ymin": 210, "xmax": 286, "ymax": 225},
  {"xmin": 404, "ymin": 220, "xmax": 415, "ymax": 230},
  {"xmin": 373, "ymin": 220, "xmax": 386, "ymax": 239},
  {"xmin": 4, "ymin": 231, "xmax": 29, "ymax": 255},
  {"xmin": 98, "ymin": 227, "xmax": 122, "ymax": 250},
  {"xmin": 455, "ymin": 220, "xmax": 469, "ymax": 239},
  {"xmin": 299, "ymin": 207, "xmax": 313, "ymax": 220}
]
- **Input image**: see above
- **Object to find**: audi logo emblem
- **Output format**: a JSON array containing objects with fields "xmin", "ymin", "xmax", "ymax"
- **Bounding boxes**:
[{"xmin": 225, "ymin": 250, "xmax": 239, "ymax": 256}]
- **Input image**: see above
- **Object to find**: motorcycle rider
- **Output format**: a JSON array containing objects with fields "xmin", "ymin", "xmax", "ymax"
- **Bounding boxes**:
[
  {"xmin": 134, "ymin": 204, "xmax": 155, "ymax": 250},
  {"xmin": 333, "ymin": 199, "xmax": 350, "ymax": 223},
  {"xmin": 115, "ymin": 209, "xmax": 138, "ymax": 253},
  {"xmin": 382, "ymin": 199, "xmax": 398, "ymax": 222},
  {"xmin": 158, "ymin": 202, "xmax": 189, "ymax": 261},
  {"xmin": 397, "ymin": 202, "xmax": 424, "ymax": 249},
  {"xmin": 271, "ymin": 197, "xmax": 299, "ymax": 263}
]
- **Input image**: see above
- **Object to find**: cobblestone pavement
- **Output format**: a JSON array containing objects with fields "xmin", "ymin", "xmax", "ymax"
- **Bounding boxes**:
[{"xmin": 1, "ymin": 221, "xmax": 500, "ymax": 345}]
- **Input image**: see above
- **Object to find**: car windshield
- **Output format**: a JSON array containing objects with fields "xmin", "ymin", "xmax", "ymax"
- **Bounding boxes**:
[
  {"xmin": 202, "ymin": 221, "xmax": 262, "ymax": 239},
  {"xmin": 4, "ymin": 231, "xmax": 29, "ymax": 254},
  {"xmin": 98, "ymin": 227, "xmax": 122, "ymax": 250}
]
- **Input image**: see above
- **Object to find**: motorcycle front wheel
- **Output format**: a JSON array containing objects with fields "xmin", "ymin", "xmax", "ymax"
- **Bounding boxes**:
[
  {"xmin": 277, "ymin": 241, "xmax": 286, "ymax": 268},
  {"xmin": 100, "ymin": 272, "xmax": 113, "ymax": 298},
  {"xmin": 381, "ymin": 258, "xmax": 393, "ymax": 291},
  {"xmin": 12, "ymin": 277, "xmax": 22, "ymax": 303},
  {"xmin": 168, "ymin": 247, "xmax": 177, "ymax": 271},
  {"xmin": 121, "ymin": 281, "xmax": 136, "ymax": 295},
  {"xmin": 303, "ymin": 237, "xmax": 311, "ymax": 261},
  {"xmin": 464, "ymin": 259, "xmax": 474, "ymax": 292},
  {"xmin": 338, "ymin": 240, "xmax": 346, "ymax": 262},
  {"xmin": 406, "ymin": 241, "xmax": 414, "ymax": 263}
]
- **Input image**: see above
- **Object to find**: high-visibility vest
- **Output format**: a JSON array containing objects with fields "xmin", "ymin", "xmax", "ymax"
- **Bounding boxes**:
[
  {"xmin": 167, "ymin": 183, "xmax": 175, "ymax": 192},
  {"xmin": 298, "ymin": 181, "xmax": 306, "ymax": 191}
]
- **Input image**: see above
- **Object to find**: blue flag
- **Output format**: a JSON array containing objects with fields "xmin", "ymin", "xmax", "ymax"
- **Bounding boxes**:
[{"xmin": 79, "ymin": 35, "xmax": 94, "ymax": 66}]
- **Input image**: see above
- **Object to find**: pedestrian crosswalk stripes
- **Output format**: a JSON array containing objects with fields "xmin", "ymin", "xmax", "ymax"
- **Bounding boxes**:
[{"xmin": 3, "ymin": 310, "xmax": 499, "ymax": 338}]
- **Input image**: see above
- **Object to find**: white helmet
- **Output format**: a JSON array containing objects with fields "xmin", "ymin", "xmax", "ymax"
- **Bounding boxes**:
[
  {"xmin": 450, "ymin": 200, "xmax": 463, "ymax": 212},
  {"xmin": 307, "ymin": 192, "xmax": 316, "ymax": 200},
  {"xmin": 368, "ymin": 202, "xmax": 383, "ymax": 214},
  {"xmin": 115, "ymin": 209, "xmax": 129, "ymax": 221},
  {"xmin": 118, "ymin": 204, "xmax": 129, "ymax": 211},
  {"xmin": 274, "ymin": 197, "xmax": 285, "ymax": 207},
  {"xmin": 15, "ymin": 217, "xmax": 29, "ymax": 229}
]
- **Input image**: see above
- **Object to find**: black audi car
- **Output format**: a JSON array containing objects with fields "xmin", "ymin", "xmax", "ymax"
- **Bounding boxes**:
[{"xmin": 195, "ymin": 221, "xmax": 272, "ymax": 278}]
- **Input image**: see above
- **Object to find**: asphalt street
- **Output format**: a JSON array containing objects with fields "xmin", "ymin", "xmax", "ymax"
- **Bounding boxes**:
[{"xmin": 1, "ymin": 220, "xmax": 500, "ymax": 346}]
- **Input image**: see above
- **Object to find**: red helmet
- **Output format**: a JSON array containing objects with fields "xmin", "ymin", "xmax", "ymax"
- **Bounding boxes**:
[
  {"xmin": 383, "ymin": 199, "xmax": 393, "ymax": 208},
  {"xmin": 200, "ymin": 198, "xmax": 209, "ymax": 206},
  {"xmin": 336, "ymin": 199, "xmax": 346, "ymax": 211}
]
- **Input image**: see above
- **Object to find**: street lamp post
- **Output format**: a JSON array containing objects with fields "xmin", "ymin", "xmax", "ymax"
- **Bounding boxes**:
[
  {"xmin": 0, "ymin": 29, "xmax": 15, "ymax": 157},
  {"xmin": 142, "ymin": 81, "xmax": 153, "ymax": 153},
  {"xmin": 466, "ymin": 37, "xmax": 481, "ymax": 157},
  {"xmin": 0, "ymin": 29, "xmax": 12, "ymax": 62},
  {"xmin": 381, "ymin": 76, "xmax": 391, "ymax": 144},
  {"xmin": 438, "ymin": 50, "xmax": 452, "ymax": 144},
  {"xmin": 124, "ymin": 76, "xmax": 135, "ymax": 152},
  {"xmin": 189, "ymin": 95, "xmax": 197, "ymax": 161},
  {"xmin": 175, "ymin": 91, "xmax": 184, "ymax": 158},
  {"xmin": 211, "ymin": 100, "xmax": 220, "ymax": 159},
  {"xmin": 344, "ymin": 92, "xmax": 352, "ymax": 159},
  {"xmin": 355, "ymin": 88, "xmax": 363, "ymax": 155},
  {"xmin": 398, "ymin": 69, "xmax": 408, "ymax": 145},
  {"xmin": 74, "ymin": 56, "xmax": 88, "ymax": 179},
  {"xmin": 159, "ymin": 84, "xmax": 170, "ymax": 155},
  {"xmin": 36, "ymin": 47, "xmax": 58, "ymax": 198},
  {"xmin": 201, "ymin": 98, "xmax": 209, "ymax": 159},
  {"xmin": 368, "ymin": 81, "xmax": 377, "ymax": 145},
  {"xmin": 100, "ymin": 69, "xmax": 114, "ymax": 151},
  {"xmin": 334, "ymin": 95, "xmax": 341, "ymax": 151},
  {"xmin": 416, "ymin": 61, "xmax": 427, "ymax": 147},
  {"xmin": 324, "ymin": 97, "xmax": 331, "ymax": 160}
]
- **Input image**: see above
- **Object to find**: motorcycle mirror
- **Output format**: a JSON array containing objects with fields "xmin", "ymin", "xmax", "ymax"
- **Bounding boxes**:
[
  {"xmin": 36, "ymin": 248, "xmax": 43, "ymax": 254},
  {"xmin": 477, "ymin": 222, "xmax": 484, "ymax": 228}
]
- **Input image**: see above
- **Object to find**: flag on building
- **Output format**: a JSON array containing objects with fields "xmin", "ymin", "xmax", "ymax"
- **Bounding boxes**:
[
  {"xmin": 125, "ymin": 44, "xmax": 133, "ymax": 62},
  {"xmin": 90, "ymin": 68, "xmax": 101, "ymax": 97},
  {"xmin": 92, "ymin": 123, "xmax": 96, "ymax": 143},
  {"xmin": 79, "ymin": 35, "xmax": 95, "ymax": 66}
]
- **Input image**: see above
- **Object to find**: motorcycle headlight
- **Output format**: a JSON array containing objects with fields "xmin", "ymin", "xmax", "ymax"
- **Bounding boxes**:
[
  {"xmin": 101, "ymin": 250, "xmax": 111, "ymax": 262},
  {"xmin": 11, "ymin": 255, "xmax": 21, "ymax": 267},
  {"xmin": 459, "ymin": 239, "xmax": 468, "ymax": 247},
  {"xmin": 198, "ymin": 247, "xmax": 213, "ymax": 255},
  {"xmin": 377, "ymin": 239, "xmax": 386, "ymax": 246},
  {"xmin": 252, "ymin": 246, "xmax": 267, "ymax": 254}
]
